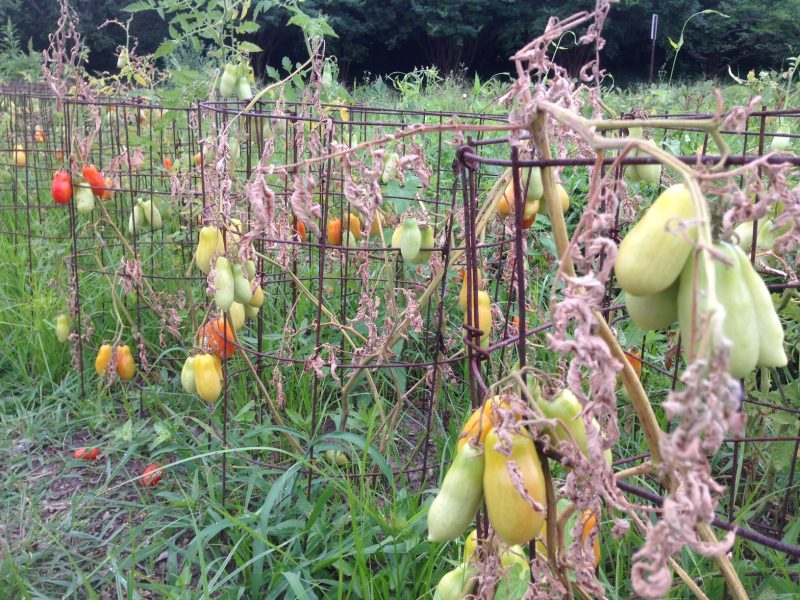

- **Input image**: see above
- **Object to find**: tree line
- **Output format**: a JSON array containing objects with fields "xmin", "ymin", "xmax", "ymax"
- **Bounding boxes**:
[{"xmin": 1, "ymin": 0, "xmax": 798, "ymax": 84}]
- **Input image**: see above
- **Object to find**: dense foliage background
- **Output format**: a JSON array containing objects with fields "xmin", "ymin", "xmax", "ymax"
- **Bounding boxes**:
[{"xmin": 0, "ymin": 0, "xmax": 799, "ymax": 82}]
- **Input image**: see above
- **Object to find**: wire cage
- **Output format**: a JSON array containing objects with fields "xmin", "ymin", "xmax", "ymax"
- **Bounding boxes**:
[
  {"xmin": 1, "ymin": 81, "xmax": 799, "ymax": 594},
  {"xmin": 452, "ymin": 106, "xmax": 800, "ymax": 591},
  {"xmin": 191, "ymin": 98, "xmax": 515, "ymax": 494},
  {"xmin": 60, "ymin": 97, "xmax": 206, "ymax": 403}
]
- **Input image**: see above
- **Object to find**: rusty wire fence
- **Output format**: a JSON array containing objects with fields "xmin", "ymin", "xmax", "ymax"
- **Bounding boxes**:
[{"xmin": 0, "ymin": 83, "xmax": 799, "ymax": 590}]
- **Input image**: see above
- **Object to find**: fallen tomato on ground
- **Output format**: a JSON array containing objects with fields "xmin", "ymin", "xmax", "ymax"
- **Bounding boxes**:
[
  {"xmin": 139, "ymin": 463, "xmax": 163, "ymax": 486},
  {"xmin": 74, "ymin": 447, "xmax": 100, "ymax": 461}
]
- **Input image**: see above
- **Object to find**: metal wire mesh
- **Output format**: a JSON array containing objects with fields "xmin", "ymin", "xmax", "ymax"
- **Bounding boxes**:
[{"xmin": 0, "ymin": 85, "xmax": 798, "ymax": 573}]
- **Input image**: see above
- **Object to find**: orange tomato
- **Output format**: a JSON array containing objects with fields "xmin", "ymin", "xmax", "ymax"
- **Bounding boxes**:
[
  {"xmin": 198, "ymin": 317, "xmax": 237, "ymax": 360},
  {"xmin": 163, "ymin": 157, "xmax": 172, "ymax": 170},
  {"xmin": 327, "ymin": 218, "xmax": 343, "ymax": 246},
  {"xmin": 101, "ymin": 176, "xmax": 114, "ymax": 201},
  {"xmin": 625, "ymin": 348, "xmax": 643, "ymax": 379},
  {"xmin": 81, "ymin": 164, "xmax": 106, "ymax": 197},
  {"xmin": 498, "ymin": 182, "xmax": 515, "ymax": 217},
  {"xmin": 139, "ymin": 463, "xmax": 163, "ymax": 486},
  {"xmin": 116, "ymin": 345, "xmax": 137, "ymax": 381},
  {"xmin": 327, "ymin": 214, "xmax": 361, "ymax": 246},
  {"xmin": 95, "ymin": 344, "xmax": 112, "ymax": 375},
  {"xmin": 580, "ymin": 510, "xmax": 601, "ymax": 569},
  {"xmin": 294, "ymin": 219, "xmax": 307, "ymax": 242},
  {"xmin": 55, "ymin": 150, "xmax": 64, "ymax": 162},
  {"xmin": 194, "ymin": 152, "xmax": 202, "ymax": 166},
  {"xmin": 369, "ymin": 213, "xmax": 383, "ymax": 237},
  {"xmin": 457, "ymin": 396, "xmax": 513, "ymax": 450}
]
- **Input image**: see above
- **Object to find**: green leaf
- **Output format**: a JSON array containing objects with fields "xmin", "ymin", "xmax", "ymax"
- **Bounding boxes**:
[
  {"xmin": 238, "ymin": 41, "xmax": 263, "ymax": 53},
  {"xmin": 282, "ymin": 572, "xmax": 313, "ymax": 599},
  {"xmin": 237, "ymin": 21, "xmax": 261, "ymax": 33},
  {"xmin": 123, "ymin": 1, "xmax": 152, "ymax": 12},
  {"xmin": 154, "ymin": 40, "xmax": 178, "ymax": 59},
  {"xmin": 150, "ymin": 421, "xmax": 172, "ymax": 449},
  {"xmin": 114, "ymin": 419, "xmax": 134, "ymax": 443}
]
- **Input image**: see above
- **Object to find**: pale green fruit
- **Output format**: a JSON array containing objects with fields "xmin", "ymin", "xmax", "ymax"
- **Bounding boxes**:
[
  {"xmin": 399, "ymin": 218, "xmax": 422, "ymax": 262},
  {"xmin": 324, "ymin": 450, "xmax": 349, "ymax": 466},
  {"xmin": 433, "ymin": 563, "xmax": 478, "ymax": 600},
  {"xmin": 140, "ymin": 199, "xmax": 163, "ymax": 229},
  {"xmin": 770, "ymin": 126, "xmax": 791, "ymax": 152},
  {"xmin": 410, "ymin": 225, "xmax": 434, "ymax": 265},
  {"xmin": 181, "ymin": 357, "xmax": 197, "ymax": 393},
  {"xmin": 128, "ymin": 203, "xmax": 145, "ymax": 234},
  {"xmin": 232, "ymin": 264, "xmax": 252, "ymax": 304},
  {"xmin": 213, "ymin": 257, "xmax": 235, "ymax": 312},
  {"xmin": 229, "ymin": 302, "xmax": 246, "ymax": 331},
  {"xmin": 427, "ymin": 443, "xmax": 485, "ymax": 542}
]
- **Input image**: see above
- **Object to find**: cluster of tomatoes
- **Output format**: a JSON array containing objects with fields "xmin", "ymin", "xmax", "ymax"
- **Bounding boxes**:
[{"xmin": 50, "ymin": 164, "xmax": 114, "ymax": 207}]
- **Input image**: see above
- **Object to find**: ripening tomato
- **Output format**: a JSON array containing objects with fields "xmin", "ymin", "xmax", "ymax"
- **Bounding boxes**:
[
  {"xmin": 484, "ymin": 429, "xmax": 546, "ymax": 546},
  {"xmin": 139, "ymin": 463, "xmax": 163, "ymax": 486},
  {"xmin": 34, "ymin": 125, "xmax": 46, "ymax": 143},
  {"xmin": 116, "ymin": 345, "xmax": 137, "ymax": 381},
  {"xmin": 101, "ymin": 176, "xmax": 114, "ymax": 201},
  {"xmin": 294, "ymin": 219, "xmax": 307, "ymax": 242},
  {"xmin": 327, "ymin": 214, "xmax": 362, "ymax": 246},
  {"xmin": 457, "ymin": 396, "xmax": 513, "ymax": 450},
  {"xmin": 625, "ymin": 348, "xmax": 643, "ymax": 379},
  {"xmin": 81, "ymin": 164, "xmax": 106, "ymax": 197},
  {"xmin": 95, "ymin": 344, "xmax": 112, "ymax": 375},
  {"xmin": 12, "ymin": 144, "xmax": 26, "ymax": 167},
  {"xmin": 74, "ymin": 447, "xmax": 100, "ymax": 461},
  {"xmin": 198, "ymin": 317, "xmax": 237, "ymax": 360},
  {"xmin": 51, "ymin": 170, "xmax": 72, "ymax": 204},
  {"xmin": 55, "ymin": 150, "xmax": 64, "ymax": 162}
]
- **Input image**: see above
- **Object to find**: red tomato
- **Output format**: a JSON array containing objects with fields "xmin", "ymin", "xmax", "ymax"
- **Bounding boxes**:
[
  {"xmin": 74, "ymin": 447, "xmax": 100, "ymax": 460},
  {"xmin": 163, "ymin": 157, "xmax": 172, "ymax": 170},
  {"xmin": 139, "ymin": 463, "xmax": 163, "ymax": 486},
  {"xmin": 52, "ymin": 170, "xmax": 72, "ymax": 204},
  {"xmin": 81, "ymin": 164, "xmax": 106, "ymax": 197}
]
